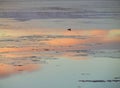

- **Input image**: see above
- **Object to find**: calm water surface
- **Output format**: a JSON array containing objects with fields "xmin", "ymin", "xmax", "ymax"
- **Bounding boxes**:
[
  {"xmin": 0, "ymin": 0, "xmax": 120, "ymax": 88},
  {"xmin": 0, "ymin": 31, "xmax": 120, "ymax": 88}
]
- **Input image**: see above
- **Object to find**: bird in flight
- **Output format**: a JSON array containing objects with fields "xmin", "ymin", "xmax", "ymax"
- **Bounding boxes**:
[{"xmin": 67, "ymin": 28, "xmax": 71, "ymax": 31}]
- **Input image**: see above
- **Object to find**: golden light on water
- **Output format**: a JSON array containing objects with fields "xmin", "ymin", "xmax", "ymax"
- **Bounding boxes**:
[
  {"xmin": 0, "ymin": 63, "xmax": 40, "ymax": 78},
  {"xmin": 46, "ymin": 38, "xmax": 80, "ymax": 46},
  {"xmin": 0, "ymin": 0, "xmax": 120, "ymax": 88},
  {"xmin": 0, "ymin": 28, "xmax": 120, "ymax": 78}
]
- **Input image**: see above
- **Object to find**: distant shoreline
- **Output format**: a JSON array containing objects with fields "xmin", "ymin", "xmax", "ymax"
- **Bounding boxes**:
[{"xmin": 78, "ymin": 80, "xmax": 120, "ymax": 83}]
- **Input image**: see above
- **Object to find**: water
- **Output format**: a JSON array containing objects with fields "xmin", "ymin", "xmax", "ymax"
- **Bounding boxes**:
[
  {"xmin": 0, "ymin": 0, "xmax": 120, "ymax": 88},
  {"xmin": 0, "ymin": 30, "xmax": 120, "ymax": 88}
]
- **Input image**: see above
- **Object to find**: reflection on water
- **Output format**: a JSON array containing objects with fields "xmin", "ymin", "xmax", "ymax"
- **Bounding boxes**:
[
  {"xmin": 0, "ymin": 0, "xmax": 120, "ymax": 87},
  {"xmin": 0, "ymin": 63, "xmax": 40, "ymax": 78},
  {"xmin": 0, "ymin": 29, "xmax": 120, "ymax": 88}
]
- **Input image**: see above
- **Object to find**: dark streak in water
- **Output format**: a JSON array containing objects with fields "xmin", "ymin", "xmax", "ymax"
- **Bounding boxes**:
[{"xmin": 78, "ymin": 80, "xmax": 120, "ymax": 83}]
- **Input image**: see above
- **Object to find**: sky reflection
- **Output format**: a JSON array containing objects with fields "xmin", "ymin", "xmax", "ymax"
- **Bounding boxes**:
[
  {"xmin": 0, "ymin": 29, "xmax": 120, "ymax": 78},
  {"xmin": 0, "ymin": 0, "xmax": 120, "ymax": 88},
  {"xmin": 0, "ymin": 63, "xmax": 40, "ymax": 78}
]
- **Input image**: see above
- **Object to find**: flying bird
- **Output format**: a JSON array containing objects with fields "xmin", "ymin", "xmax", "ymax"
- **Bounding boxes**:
[{"xmin": 67, "ymin": 28, "xmax": 71, "ymax": 31}]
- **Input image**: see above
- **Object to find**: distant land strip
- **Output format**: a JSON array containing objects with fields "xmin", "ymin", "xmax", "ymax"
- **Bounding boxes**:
[{"xmin": 78, "ymin": 80, "xmax": 120, "ymax": 83}]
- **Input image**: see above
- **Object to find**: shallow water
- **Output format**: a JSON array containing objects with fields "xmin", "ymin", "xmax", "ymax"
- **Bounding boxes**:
[
  {"xmin": 0, "ymin": 0, "xmax": 120, "ymax": 88},
  {"xmin": 0, "ymin": 30, "xmax": 120, "ymax": 88}
]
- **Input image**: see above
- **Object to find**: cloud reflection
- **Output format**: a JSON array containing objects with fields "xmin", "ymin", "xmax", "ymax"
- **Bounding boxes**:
[
  {"xmin": 46, "ymin": 38, "xmax": 80, "ymax": 46},
  {"xmin": 0, "ymin": 29, "xmax": 120, "ymax": 78},
  {"xmin": 0, "ymin": 63, "xmax": 40, "ymax": 78}
]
